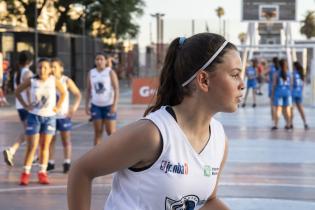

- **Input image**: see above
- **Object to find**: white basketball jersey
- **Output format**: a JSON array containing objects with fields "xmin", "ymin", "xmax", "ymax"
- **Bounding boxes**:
[
  {"xmin": 14, "ymin": 68, "xmax": 33, "ymax": 109},
  {"xmin": 56, "ymin": 75, "xmax": 69, "ymax": 119},
  {"xmin": 104, "ymin": 106, "xmax": 226, "ymax": 210},
  {"xmin": 90, "ymin": 68, "xmax": 114, "ymax": 107},
  {"xmin": 29, "ymin": 75, "xmax": 56, "ymax": 117}
]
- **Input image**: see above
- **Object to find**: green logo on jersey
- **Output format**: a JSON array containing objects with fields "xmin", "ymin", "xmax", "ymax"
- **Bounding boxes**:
[{"xmin": 203, "ymin": 165, "xmax": 212, "ymax": 177}]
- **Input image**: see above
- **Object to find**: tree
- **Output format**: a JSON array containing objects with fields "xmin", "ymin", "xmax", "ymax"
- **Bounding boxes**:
[
  {"xmin": 0, "ymin": 0, "xmax": 46, "ymax": 28},
  {"xmin": 84, "ymin": 0, "xmax": 145, "ymax": 39},
  {"xmin": 238, "ymin": 32, "xmax": 247, "ymax": 44},
  {"xmin": 300, "ymin": 10, "xmax": 315, "ymax": 39},
  {"xmin": 53, "ymin": 0, "xmax": 80, "ymax": 33},
  {"xmin": 0, "ymin": 0, "xmax": 145, "ymax": 40},
  {"xmin": 215, "ymin": 6, "xmax": 225, "ymax": 35}
]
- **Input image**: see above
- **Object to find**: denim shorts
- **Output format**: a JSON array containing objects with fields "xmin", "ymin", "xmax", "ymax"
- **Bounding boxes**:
[
  {"xmin": 90, "ymin": 104, "xmax": 117, "ymax": 120},
  {"xmin": 25, "ymin": 113, "xmax": 56, "ymax": 135},
  {"xmin": 56, "ymin": 118, "xmax": 72, "ymax": 131},
  {"xmin": 17, "ymin": 109, "xmax": 29, "ymax": 122}
]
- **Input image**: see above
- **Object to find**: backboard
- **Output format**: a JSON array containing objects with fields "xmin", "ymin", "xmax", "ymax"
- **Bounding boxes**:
[{"xmin": 242, "ymin": 0, "xmax": 296, "ymax": 22}]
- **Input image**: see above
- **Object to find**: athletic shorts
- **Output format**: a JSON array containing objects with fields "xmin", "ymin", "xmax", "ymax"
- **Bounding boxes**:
[
  {"xmin": 25, "ymin": 113, "xmax": 56, "ymax": 135},
  {"xmin": 247, "ymin": 79, "xmax": 257, "ymax": 89},
  {"xmin": 90, "ymin": 104, "xmax": 117, "ymax": 120},
  {"xmin": 56, "ymin": 118, "xmax": 72, "ymax": 131},
  {"xmin": 17, "ymin": 109, "xmax": 29, "ymax": 122},
  {"xmin": 273, "ymin": 95, "xmax": 292, "ymax": 107},
  {"xmin": 292, "ymin": 96, "xmax": 303, "ymax": 104}
]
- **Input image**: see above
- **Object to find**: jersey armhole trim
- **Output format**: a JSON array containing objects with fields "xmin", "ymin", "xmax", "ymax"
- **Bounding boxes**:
[{"xmin": 128, "ymin": 118, "xmax": 164, "ymax": 173}]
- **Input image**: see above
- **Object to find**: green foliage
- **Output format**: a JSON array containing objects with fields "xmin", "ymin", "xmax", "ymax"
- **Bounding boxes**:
[
  {"xmin": 0, "ymin": 0, "xmax": 145, "ymax": 39},
  {"xmin": 300, "ymin": 11, "xmax": 315, "ymax": 39},
  {"xmin": 84, "ymin": 0, "xmax": 145, "ymax": 39},
  {"xmin": 215, "ymin": 7, "xmax": 225, "ymax": 18}
]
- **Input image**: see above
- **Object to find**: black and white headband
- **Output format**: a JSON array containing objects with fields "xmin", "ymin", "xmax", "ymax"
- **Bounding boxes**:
[{"xmin": 181, "ymin": 40, "xmax": 229, "ymax": 87}]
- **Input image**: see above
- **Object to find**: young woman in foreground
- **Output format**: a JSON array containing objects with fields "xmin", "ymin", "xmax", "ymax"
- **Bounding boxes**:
[{"xmin": 68, "ymin": 33, "xmax": 244, "ymax": 210}]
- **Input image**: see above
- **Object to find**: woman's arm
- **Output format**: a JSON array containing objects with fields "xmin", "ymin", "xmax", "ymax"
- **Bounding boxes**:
[
  {"xmin": 15, "ymin": 79, "xmax": 31, "ymax": 110},
  {"xmin": 22, "ymin": 71, "xmax": 33, "ymax": 105},
  {"xmin": 271, "ymin": 72, "xmax": 277, "ymax": 100},
  {"xmin": 67, "ymin": 78, "xmax": 81, "ymax": 118},
  {"xmin": 67, "ymin": 120, "xmax": 161, "ymax": 210},
  {"xmin": 55, "ymin": 78, "xmax": 66, "ymax": 113},
  {"xmin": 109, "ymin": 70, "xmax": 119, "ymax": 113},
  {"xmin": 200, "ymin": 137, "xmax": 230, "ymax": 210},
  {"xmin": 85, "ymin": 72, "xmax": 91, "ymax": 115}
]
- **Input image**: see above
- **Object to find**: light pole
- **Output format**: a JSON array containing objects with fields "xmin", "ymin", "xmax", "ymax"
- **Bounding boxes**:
[{"xmin": 151, "ymin": 13, "xmax": 165, "ymax": 72}]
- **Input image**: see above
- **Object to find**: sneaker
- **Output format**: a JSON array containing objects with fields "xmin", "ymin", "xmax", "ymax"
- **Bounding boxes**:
[
  {"xmin": 252, "ymin": 103, "xmax": 256, "ymax": 108},
  {"xmin": 3, "ymin": 149, "xmax": 14, "ymax": 166},
  {"xmin": 241, "ymin": 103, "xmax": 246, "ymax": 108},
  {"xmin": 38, "ymin": 172, "xmax": 50, "ymax": 185},
  {"xmin": 271, "ymin": 126, "xmax": 278, "ymax": 130},
  {"xmin": 20, "ymin": 172, "xmax": 30, "ymax": 185},
  {"xmin": 304, "ymin": 124, "xmax": 309, "ymax": 130},
  {"xmin": 63, "ymin": 163, "xmax": 71, "ymax": 173},
  {"xmin": 47, "ymin": 162, "xmax": 55, "ymax": 171}
]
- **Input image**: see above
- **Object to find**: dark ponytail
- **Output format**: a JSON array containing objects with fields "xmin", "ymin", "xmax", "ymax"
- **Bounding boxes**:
[
  {"xmin": 272, "ymin": 57, "xmax": 280, "ymax": 70},
  {"xmin": 279, "ymin": 59, "xmax": 287, "ymax": 81},
  {"xmin": 144, "ymin": 33, "xmax": 237, "ymax": 116},
  {"xmin": 144, "ymin": 38, "xmax": 182, "ymax": 116},
  {"xmin": 15, "ymin": 51, "xmax": 33, "ymax": 86},
  {"xmin": 293, "ymin": 61, "xmax": 304, "ymax": 81}
]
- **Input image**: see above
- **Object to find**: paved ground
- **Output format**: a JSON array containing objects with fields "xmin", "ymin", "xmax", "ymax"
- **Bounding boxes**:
[{"xmin": 0, "ymin": 84, "xmax": 315, "ymax": 210}]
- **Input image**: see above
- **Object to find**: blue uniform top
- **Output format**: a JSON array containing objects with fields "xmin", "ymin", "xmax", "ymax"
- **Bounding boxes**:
[
  {"xmin": 275, "ymin": 71, "xmax": 291, "ymax": 97},
  {"xmin": 292, "ymin": 69, "xmax": 303, "ymax": 97},
  {"xmin": 246, "ymin": 66, "xmax": 257, "ymax": 81}
]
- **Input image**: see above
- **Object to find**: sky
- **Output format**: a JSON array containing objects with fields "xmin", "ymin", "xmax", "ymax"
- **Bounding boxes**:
[{"xmin": 135, "ymin": 0, "xmax": 315, "ymax": 49}]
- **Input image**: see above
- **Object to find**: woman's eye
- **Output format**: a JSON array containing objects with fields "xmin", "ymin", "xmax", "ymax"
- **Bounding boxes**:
[{"xmin": 232, "ymin": 74, "xmax": 239, "ymax": 79}]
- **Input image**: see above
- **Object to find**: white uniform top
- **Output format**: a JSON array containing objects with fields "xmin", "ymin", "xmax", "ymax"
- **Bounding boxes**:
[
  {"xmin": 90, "ymin": 67, "xmax": 114, "ymax": 107},
  {"xmin": 104, "ymin": 106, "xmax": 226, "ymax": 210},
  {"xmin": 55, "ymin": 75, "xmax": 69, "ymax": 119},
  {"xmin": 29, "ymin": 75, "xmax": 56, "ymax": 117},
  {"xmin": 14, "ymin": 67, "xmax": 33, "ymax": 109}
]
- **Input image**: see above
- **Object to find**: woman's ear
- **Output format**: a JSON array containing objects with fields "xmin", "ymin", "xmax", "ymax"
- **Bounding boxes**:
[{"xmin": 196, "ymin": 71, "xmax": 210, "ymax": 92}]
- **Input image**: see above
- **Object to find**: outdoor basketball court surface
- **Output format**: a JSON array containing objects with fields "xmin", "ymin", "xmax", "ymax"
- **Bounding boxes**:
[{"xmin": 1, "ymin": 86, "xmax": 315, "ymax": 210}]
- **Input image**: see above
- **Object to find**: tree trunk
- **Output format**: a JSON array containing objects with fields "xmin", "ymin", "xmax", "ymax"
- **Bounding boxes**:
[
  {"xmin": 24, "ymin": 0, "xmax": 47, "ymax": 28},
  {"xmin": 54, "ymin": 7, "xmax": 70, "ymax": 32}
]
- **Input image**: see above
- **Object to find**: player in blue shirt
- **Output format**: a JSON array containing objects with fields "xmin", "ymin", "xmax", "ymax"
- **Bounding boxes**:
[
  {"xmin": 267, "ymin": 57, "xmax": 280, "ymax": 123},
  {"xmin": 291, "ymin": 61, "xmax": 308, "ymax": 129},
  {"xmin": 271, "ymin": 59, "xmax": 292, "ymax": 130},
  {"xmin": 242, "ymin": 59, "xmax": 258, "ymax": 108}
]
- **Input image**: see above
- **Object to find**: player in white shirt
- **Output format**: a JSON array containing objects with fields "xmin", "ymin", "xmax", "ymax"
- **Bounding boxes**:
[
  {"xmin": 15, "ymin": 58, "xmax": 66, "ymax": 185},
  {"xmin": 68, "ymin": 33, "xmax": 244, "ymax": 210},
  {"xmin": 3, "ymin": 51, "xmax": 33, "ymax": 166},
  {"xmin": 85, "ymin": 53, "xmax": 119, "ymax": 145},
  {"xmin": 47, "ymin": 58, "xmax": 81, "ymax": 173}
]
